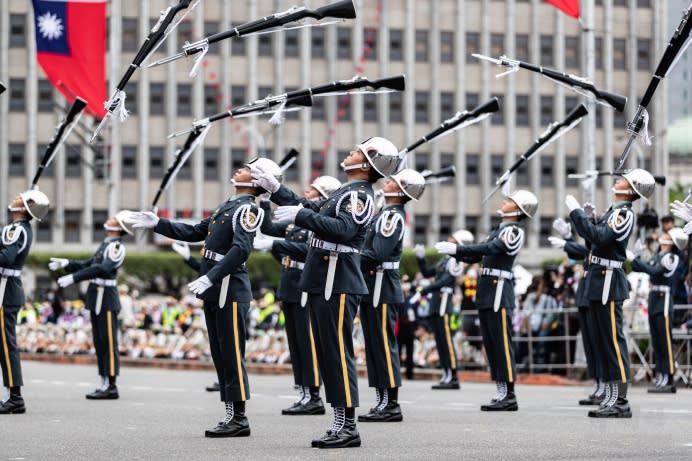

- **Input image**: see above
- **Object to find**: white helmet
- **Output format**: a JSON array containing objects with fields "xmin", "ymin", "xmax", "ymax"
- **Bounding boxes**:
[
  {"xmin": 343, "ymin": 137, "xmax": 400, "ymax": 177},
  {"xmin": 311, "ymin": 175, "xmax": 342, "ymax": 198},
  {"xmin": 668, "ymin": 227, "xmax": 689, "ymax": 251},
  {"xmin": 619, "ymin": 168, "xmax": 656, "ymax": 201},
  {"xmin": 508, "ymin": 190, "xmax": 539, "ymax": 218},
  {"xmin": 452, "ymin": 229, "xmax": 474, "ymax": 244},
  {"xmin": 235, "ymin": 157, "xmax": 283, "ymax": 190},
  {"xmin": 114, "ymin": 210, "xmax": 136, "ymax": 236},
  {"xmin": 19, "ymin": 189, "xmax": 50, "ymax": 221},
  {"xmin": 388, "ymin": 169, "xmax": 426, "ymax": 201}
]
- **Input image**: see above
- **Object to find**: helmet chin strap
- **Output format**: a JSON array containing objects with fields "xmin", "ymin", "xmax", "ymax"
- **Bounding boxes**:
[
  {"xmin": 497, "ymin": 210, "xmax": 523, "ymax": 217},
  {"xmin": 612, "ymin": 187, "xmax": 635, "ymax": 196},
  {"xmin": 103, "ymin": 224, "xmax": 123, "ymax": 232},
  {"xmin": 382, "ymin": 191, "xmax": 405, "ymax": 197},
  {"xmin": 8, "ymin": 206, "xmax": 25, "ymax": 213},
  {"xmin": 231, "ymin": 179, "xmax": 256, "ymax": 188},
  {"xmin": 340, "ymin": 161, "xmax": 370, "ymax": 171},
  {"xmin": 658, "ymin": 238, "xmax": 673, "ymax": 245}
]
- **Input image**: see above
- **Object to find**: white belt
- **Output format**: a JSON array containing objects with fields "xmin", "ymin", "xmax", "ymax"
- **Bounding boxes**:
[
  {"xmin": 0, "ymin": 268, "xmax": 21, "ymax": 277},
  {"xmin": 91, "ymin": 278, "xmax": 117, "ymax": 287},
  {"xmin": 589, "ymin": 255, "xmax": 623, "ymax": 269},
  {"xmin": 310, "ymin": 238, "xmax": 360, "ymax": 254},
  {"xmin": 380, "ymin": 261, "xmax": 400, "ymax": 270},
  {"xmin": 204, "ymin": 249, "xmax": 225, "ymax": 262},
  {"xmin": 481, "ymin": 267, "xmax": 513, "ymax": 280},
  {"xmin": 440, "ymin": 287, "xmax": 454, "ymax": 294},
  {"xmin": 282, "ymin": 256, "xmax": 305, "ymax": 270},
  {"xmin": 651, "ymin": 285, "xmax": 670, "ymax": 293}
]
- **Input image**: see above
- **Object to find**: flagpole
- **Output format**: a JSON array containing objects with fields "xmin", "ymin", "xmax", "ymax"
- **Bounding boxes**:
[{"xmin": 582, "ymin": 0, "xmax": 596, "ymax": 205}]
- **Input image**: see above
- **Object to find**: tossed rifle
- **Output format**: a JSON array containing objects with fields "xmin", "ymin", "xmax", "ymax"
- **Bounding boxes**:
[
  {"xmin": 473, "ymin": 53, "xmax": 627, "ymax": 112},
  {"xmin": 89, "ymin": 0, "xmax": 200, "ymax": 142},
  {"xmin": 568, "ymin": 170, "xmax": 666, "ymax": 189},
  {"xmin": 32, "ymin": 97, "xmax": 88, "ymax": 188},
  {"xmin": 422, "ymin": 166, "xmax": 456, "ymax": 184},
  {"xmin": 483, "ymin": 103, "xmax": 588, "ymax": 204},
  {"xmin": 279, "ymin": 148, "xmax": 299, "ymax": 172},
  {"xmin": 0, "ymin": 81, "xmax": 6, "ymax": 95},
  {"xmin": 614, "ymin": 2, "xmax": 692, "ymax": 173},
  {"xmin": 169, "ymin": 75, "xmax": 403, "ymax": 138},
  {"xmin": 399, "ymin": 97, "xmax": 500, "ymax": 156},
  {"xmin": 148, "ymin": 0, "xmax": 357, "ymax": 77}
]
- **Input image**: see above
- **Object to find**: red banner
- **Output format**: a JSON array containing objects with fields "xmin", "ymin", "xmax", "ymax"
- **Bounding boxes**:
[{"xmin": 544, "ymin": 0, "xmax": 580, "ymax": 19}]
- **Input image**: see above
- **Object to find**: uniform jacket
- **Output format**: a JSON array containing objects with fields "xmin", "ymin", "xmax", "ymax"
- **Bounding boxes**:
[
  {"xmin": 259, "ymin": 200, "xmax": 310, "ymax": 303},
  {"xmin": 0, "ymin": 220, "xmax": 33, "ymax": 307},
  {"xmin": 417, "ymin": 255, "xmax": 461, "ymax": 315},
  {"xmin": 271, "ymin": 180, "xmax": 375, "ymax": 295},
  {"xmin": 453, "ymin": 222, "xmax": 525, "ymax": 310},
  {"xmin": 564, "ymin": 238, "xmax": 590, "ymax": 308},
  {"xmin": 570, "ymin": 201, "xmax": 634, "ymax": 302},
  {"xmin": 155, "ymin": 194, "xmax": 259, "ymax": 303},
  {"xmin": 632, "ymin": 251, "xmax": 683, "ymax": 316},
  {"xmin": 361, "ymin": 204, "xmax": 406, "ymax": 304},
  {"xmin": 65, "ymin": 237, "xmax": 125, "ymax": 313}
]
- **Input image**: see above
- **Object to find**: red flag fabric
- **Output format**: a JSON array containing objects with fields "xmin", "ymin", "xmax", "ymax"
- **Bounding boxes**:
[
  {"xmin": 32, "ymin": 0, "xmax": 107, "ymax": 117},
  {"xmin": 544, "ymin": 0, "xmax": 580, "ymax": 19}
]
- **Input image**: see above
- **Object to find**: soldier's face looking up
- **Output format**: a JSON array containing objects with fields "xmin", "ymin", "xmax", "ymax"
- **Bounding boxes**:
[
  {"xmin": 104, "ymin": 217, "xmax": 118, "ymax": 228},
  {"xmin": 381, "ymin": 178, "xmax": 402, "ymax": 194},
  {"xmin": 500, "ymin": 198, "xmax": 520, "ymax": 214},
  {"xmin": 613, "ymin": 178, "xmax": 630, "ymax": 192},
  {"xmin": 342, "ymin": 149, "xmax": 368, "ymax": 169},
  {"xmin": 303, "ymin": 187, "xmax": 321, "ymax": 200},
  {"xmin": 233, "ymin": 166, "xmax": 253, "ymax": 184},
  {"xmin": 658, "ymin": 232, "xmax": 673, "ymax": 252},
  {"xmin": 9, "ymin": 196, "xmax": 23, "ymax": 209}
]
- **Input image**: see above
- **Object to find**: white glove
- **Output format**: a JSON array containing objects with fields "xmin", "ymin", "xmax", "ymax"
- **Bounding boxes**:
[
  {"xmin": 671, "ymin": 200, "xmax": 692, "ymax": 222},
  {"xmin": 582, "ymin": 202, "xmax": 596, "ymax": 219},
  {"xmin": 414, "ymin": 244, "xmax": 426, "ymax": 259},
  {"xmin": 552, "ymin": 218, "xmax": 572, "ymax": 240},
  {"xmin": 188, "ymin": 275, "xmax": 213, "ymax": 295},
  {"xmin": 274, "ymin": 204, "xmax": 303, "ymax": 223},
  {"xmin": 548, "ymin": 237, "xmax": 566, "ymax": 249},
  {"xmin": 626, "ymin": 250, "xmax": 635, "ymax": 261},
  {"xmin": 684, "ymin": 221, "xmax": 692, "ymax": 235},
  {"xmin": 409, "ymin": 292, "xmax": 421, "ymax": 304},
  {"xmin": 565, "ymin": 195, "xmax": 581, "ymax": 213},
  {"xmin": 632, "ymin": 238, "xmax": 645, "ymax": 257},
  {"xmin": 250, "ymin": 169, "xmax": 280, "ymax": 194},
  {"xmin": 57, "ymin": 274, "xmax": 74, "ymax": 288},
  {"xmin": 434, "ymin": 241, "xmax": 457, "ymax": 255},
  {"xmin": 127, "ymin": 211, "xmax": 160, "ymax": 229},
  {"xmin": 253, "ymin": 238, "xmax": 274, "ymax": 251},
  {"xmin": 171, "ymin": 242, "xmax": 190, "ymax": 261},
  {"xmin": 49, "ymin": 257, "xmax": 69, "ymax": 271}
]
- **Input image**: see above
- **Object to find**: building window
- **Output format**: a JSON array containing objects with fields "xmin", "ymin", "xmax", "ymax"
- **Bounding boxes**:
[
  {"xmin": 230, "ymin": 85, "xmax": 246, "ymax": 108},
  {"xmin": 64, "ymin": 210, "xmax": 81, "ymax": 243},
  {"xmin": 413, "ymin": 215, "xmax": 430, "ymax": 244},
  {"xmin": 516, "ymin": 94, "xmax": 529, "ymax": 126},
  {"xmin": 441, "ymin": 91, "xmax": 456, "ymax": 120},
  {"xmin": 38, "ymin": 80, "xmax": 54, "ymax": 113},
  {"xmin": 540, "ymin": 35, "xmax": 554, "ymax": 66},
  {"xmin": 440, "ymin": 215, "xmax": 454, "ymax": 240},
  {"xmin": 37, "ymin": 214, "xmax": 52, "ymax": 243},
  {"xmin": 150, "ymin": 146, "xmax": 165, "ymax": 179},
  {"xmin": 466, "ymin": 92, "xmax": 479, "ymax": 111},
  {"xmin": 540, "ymin": 156, "xmax": 554, "ymax": 187},
  {"xmin": 122, "ymin": 18, "xmax": 138, "ymax": 52},
  {"xmin": 204, "ymin": 21, "xmax": 219, "ymax": 54},
  {"xmin": 390, "ymin": 92, "xmax": 403, "ymax": 123},
  {"xmin": 65, "ymin": 145, "xmax": 81, "ymax": 177},
  {"xmin": 177, "ymin": 84, "xmax": 192, "ymax": 116},
  {"xmin": 312, "ymin": 97, "xmax": 326, "ymax": 121},
  {"xmin": 440, "ymin": 153, "xmax": 454, "ymax": 170},
  {"xmin": 565, "ymin": 36, "xmax": 579, "ymax": 68},
  {"xmin": 9, "ymin": 144, "xmax": 25, "ymax": 177},
  {"xmin": 150, "ymin": 82, "xmax": 165, "ymax": 115},
  {"xmin": 540, "ymin": 217, "xmax": 553, "ymax": 247},
  {"xmin": 613, "ymin": 109, "xmax": 627, "ymax": 130},
  {"xmin": 9, "ymin": 79, "xmax": 25, "ymax": 112},
  {"xmin": 177, "ymin": 20, "xmax": 193, "ymax": 47},
  {"xmin": 231, "ymin": 24, "xmax": 246, "ymax": 56},
  {"xmin": 10, "ymin": 14, "xmax": 26, "ymax": 48},
  {"xmin": 122, "ymin": 145, "xmax": 137, "ymax": 179},
  {"xmin": 311, "ymin": 28, "xmax": 325, "ymax": 59},
  {"xmin": 566, "ymin": 156, "xmax": 579, "ymax": 186},
  {"xmin": 516, "ymin": 165, "xmax": 530, "ymax": 186},
  {"xmin": 466, "ymin": 153, "xmax": 480, "ymax": 185},
  {"xmin": 613, "ymin": 39, "xmax": 627, "ymax": 70},
  {"xmin": 124, "ymin": 83, "xmax": 138, "ymax": 115},
  {"xmin": 415, "ymin": 30, "xmax": 429, "ymax": 61},
  {"xmin": 258, "ymin": 34, "xmax": 273, "ymax": 56},
  {"xmin": 516, "ymin": 34, "xmax": 529, "ymax": 61},
  {"xmin": 204, "ymin": 84, "xmax": 220, "ymax": 114},
  {"xmin": 440, "ymin": 31, "xmax": 454, "ymax": 63},
  {"xmin": 204, "ymin": 148, "xmax": 219, "ymax": 181},
  {"xmin": 491, "ymin": 33, "xmax": 504, "ymax": 58},
  {"xmin": 540, "ymin": 95, "xmax": 554, "ymax": 125},
  {"xmin": 466, "ymin": 216, "xmax": 479, "ymax": 240},
  {"xmin": 93, "ymin": 210, "xmax": 108, "ymax": 242},
  {"xmin": 311, "ymin": 150, "xmax": 325, "ymax": 175},
  {"xmin": 414, "ymin": 152, "xmax": 430, "ymax": 171},
  {"xmin": 389, "ymin": 29, "xmax": 404, "ymax": 61},
  {"xmin": 364, "ymin": 94, "xmax": 377, "ymax": 122},
  {"xmin": 491, "ymin": 154, "xmax": 504, "ymax": 181},
  {"xmin": 364, "ymin": 27, "xmax": 377, "ymax": 57},
  {"xmin": 637, "ymin": 39, "xmax": 651, "ymax": 71},
  {"xmin": 231, "ymin": 148, "xmax": 248, "ymax": 171},
  {"xmin": 415, "ymin": 91, "xmax": 430, "ymax": 123},
  {"xmin": 466, "ymin": 33, "xmax": 480, "ymax": 63},
  {"xmin": 337, "ymin": 27, "xmax": 352, "ymax": 60},
  {"xmin": 283, "ymin": 29, "xmax": 299, "ymax": 58}
]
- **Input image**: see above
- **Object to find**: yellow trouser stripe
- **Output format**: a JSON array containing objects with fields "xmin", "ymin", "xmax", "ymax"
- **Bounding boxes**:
[
  {"xmin": 337, "ymin": 294, "xmax": 352, "ymax": 407},
  {"xmin": 610, "ymin": 301, "xmax": 627, "ymax": 383},
  {"xmin": 107, "ymin": 311, "xmax": 115, "ymax": 377},
  {"xmin": 501, "ymin": 308, "xmax": 513, "ymax": 383},
  {"xmin": 382, "ymin": 304, "xmax": 395, "ymax": 388},
  {"xmin": 308, "ymin": 320, "xmax": 319, "ymax": 387},
  {"xmin": 233, "ymin": 302, "xmax": 246, "ymax": 401},
  {"xmin": 0, "ymin": 306, "xmax": 13, "ymax": 387},
  {"xmin": 443, "ymin": 314, "xmax": 457, "ymax": 369},
  {"xmin": 665, "ymin": 316, "xmax": 674, "ymax": 373}
]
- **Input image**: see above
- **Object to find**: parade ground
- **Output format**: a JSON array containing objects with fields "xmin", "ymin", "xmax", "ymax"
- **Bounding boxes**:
[{"xmin": 1, "ymin": 362, "xmax": 690, "ymax": 460}]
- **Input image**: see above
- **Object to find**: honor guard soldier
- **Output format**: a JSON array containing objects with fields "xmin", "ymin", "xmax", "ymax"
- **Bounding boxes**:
[
  {"xmin": 49, "ymin": 211, "xmax": 133, "ymax": 400},
  {"xmin": 254, "ymin": 175, "xmax": 341, "ymax": 416},
  {"xmin": 252, "ymin": 137, "xmax": 400, "ymax": 449},
  {"xmin": 566, "ymin": 168, "xmax": 656, "ymax": 418},
  {"xmin": 0, "ymin": 190, "xmax": 50, "ymax": 414},
  {"xmin": 549, "ymin": 211, "xmax": 606, "ymax": 406},
  {"xmin": 358, "ymin": 169, "xmax": 425, "ymax": 423},
  {"xmin": 436, "ymin": 189, "xmax": 538, "ymax": 411},
  {"xmin": 128, "ymin": 158, "xmax": 281, "ymax": 437},
  {"xmin": 412, "ymin": 229, "xmax": 472, "ymax": 390},
  {"xmin": 631, "ymin": 227, "xmax": 688, "ymax": 393}
]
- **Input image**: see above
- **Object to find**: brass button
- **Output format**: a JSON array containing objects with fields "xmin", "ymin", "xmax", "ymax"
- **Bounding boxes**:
[
  {"xmin": 493, "ymin": 280, "xmax": 497, "ymax": 285},
  {"xmin": 601, "ymin": 270, "xmax": 606, "ymax": 275},
  {"xmin": 369, "ymin": 271, "xmax": 374, "ymax": 276},
  {"xmin": 323, "ymin": 256, "xmax": 329, "ymax": 261},
  {"xmin": 212, "ymin": 220, "xmax": 216, "ymax": 224},
  {"xmin": 208, "ymin": 232, "xmax": 211, "ymax": 236}
]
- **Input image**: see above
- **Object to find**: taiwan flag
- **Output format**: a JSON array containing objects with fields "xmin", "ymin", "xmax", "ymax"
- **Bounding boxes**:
[
  {"xmin": 32, "ymin": 0, "xmax": 107, "ymax": 117},
  {"xmin": 544, "ymin": 0, "xmax": 580, "ymax": 19}
]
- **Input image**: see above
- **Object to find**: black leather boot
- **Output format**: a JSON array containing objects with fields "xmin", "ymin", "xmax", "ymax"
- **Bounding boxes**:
[
  {"xmin": 205, "ymin": 402, "xmax": 251, "ymax": 438},
  {"xmin": 205, "ymin": 382, "xmax": 220, "ymax": 392},
  {"xmin": 86, "ymin": 385, "xmax": 119, "ymax": 400},
  {"xmin": 312, "ymin": 408, "xmax": 361, "ymax": 449},
  {"xmin": 481, "ymin": 391, "xmax": 518, "ymax": 411},
  {"xmin": 0, "ymin": 394, "xmax": 25, "ymax": 414},
  {"xmin": 588, "ymin": 382, "xmax": 631, "ymax": 418},
  {"xmin": 359, "ymin": 402, "xmax": 403, "ymax": 422}
]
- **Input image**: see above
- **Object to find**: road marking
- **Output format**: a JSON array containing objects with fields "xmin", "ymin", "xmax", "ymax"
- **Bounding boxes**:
[{"xmin": 641, "ymin": 409, "xmax": 692, "ymax": 415}]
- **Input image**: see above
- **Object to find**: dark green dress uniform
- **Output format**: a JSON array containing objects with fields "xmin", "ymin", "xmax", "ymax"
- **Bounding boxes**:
[
  {"xmin": 453, "ymin": 222, "xmax": 525, "ymax": 384},
  {"xmin": 270, "ymin": 180, "xmax": 375, "ymax": 409},
  {"xmin": 416, "ymin": 255, "xmax": 461, "ymax": 377},
  {"xmin": 259, "ymin": 201, "xmax": 320, "ymax": 390},
  {"xmin": 570, "ymin": 201, "xmax": 634, "ymax": 385},
  {"xmin": 64, "ymin": 237, "xmax": 125, "ymax": 380},
  {"xmin": 360, "ymin": 205, "xmax": 405, "ymax": 391},
  {"xmin": 154, "ymin": 194, "xmax": 259, "ymax": 403},
  {"xmin": 564, "ymin": 238, "xmax": 604, "ymax": 388},
  {"xmin": 632, "ymin": 251, "xmax": 683, "ymax": 379},
  {"xmin": 0, "ymin": 220, "xmax": 32, "ymax": 391}
]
